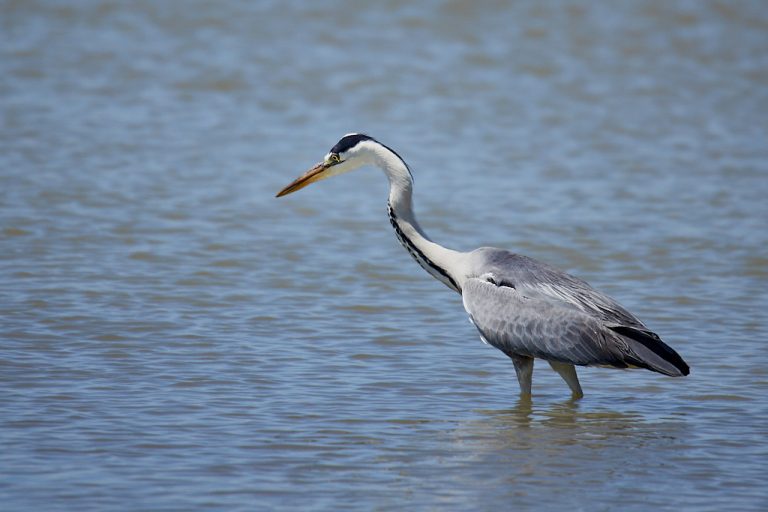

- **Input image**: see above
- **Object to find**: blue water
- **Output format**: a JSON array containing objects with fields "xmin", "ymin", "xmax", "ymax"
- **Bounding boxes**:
[{"xmin": 2, "ymin": 1, "xmax": 767, "ymax": 510}]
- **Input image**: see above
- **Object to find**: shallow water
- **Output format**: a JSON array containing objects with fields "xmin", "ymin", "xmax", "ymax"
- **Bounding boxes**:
[{"xmin": 2, "ymin": 1, "xmax": 767, "ymax": 510}]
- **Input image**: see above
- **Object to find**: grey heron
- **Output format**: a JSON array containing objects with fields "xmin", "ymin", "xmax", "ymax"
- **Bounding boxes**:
[{"xmin": 276, "ymin": 133, "xmax": 689, "ymax": 398}]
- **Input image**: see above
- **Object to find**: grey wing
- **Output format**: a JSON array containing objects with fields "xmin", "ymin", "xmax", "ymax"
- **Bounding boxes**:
[
  {"xmin": 462, "ymin": 277, "xmax": 631, "ymax": 368},
  {"xmin": 463, "ymin": 249, "xmax": 690, "ymax": 376},
  {"xmin": 475, "ymin": 248, "xmax": 646, "ymax": 328}
]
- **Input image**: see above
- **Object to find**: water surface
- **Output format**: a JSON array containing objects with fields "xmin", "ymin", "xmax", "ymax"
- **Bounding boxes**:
[{"xmin": 1, "ymin": 1, "xmax": 767, "ymax": 510}]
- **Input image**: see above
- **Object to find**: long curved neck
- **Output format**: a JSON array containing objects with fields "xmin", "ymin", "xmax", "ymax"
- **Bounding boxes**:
[{"xmin": 372, "ymin": 145, "xmax": 466, "ymax": 293}]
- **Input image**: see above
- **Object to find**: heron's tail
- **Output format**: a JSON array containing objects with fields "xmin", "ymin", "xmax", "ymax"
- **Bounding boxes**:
[{"xmin": 608, "ymin": 325, "xmax": 690, "ymax": 377}]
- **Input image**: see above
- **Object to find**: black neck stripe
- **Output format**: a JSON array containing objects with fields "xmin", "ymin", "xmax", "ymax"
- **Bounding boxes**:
[{"xmin": 387, "ymin": 203, "xmax": 459, "ymax": 292}]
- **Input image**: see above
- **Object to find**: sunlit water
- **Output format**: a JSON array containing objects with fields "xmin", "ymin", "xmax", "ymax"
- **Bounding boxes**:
[{"xmin": 2, "ymin": 1, "xmax": 767, "ymax": 510}]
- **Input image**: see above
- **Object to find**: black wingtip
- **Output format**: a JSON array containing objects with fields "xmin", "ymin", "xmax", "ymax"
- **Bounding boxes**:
[{"xmin": 609, "ymin": 325, "xmax": 690, "ymax": 377}]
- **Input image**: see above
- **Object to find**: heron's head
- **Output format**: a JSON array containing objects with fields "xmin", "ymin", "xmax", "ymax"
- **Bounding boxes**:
[{"xmin": 275, "ymin": 133, "xmax": 383, "ymax": 197}]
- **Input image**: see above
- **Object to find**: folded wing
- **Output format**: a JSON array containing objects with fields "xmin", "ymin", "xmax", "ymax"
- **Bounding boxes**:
[{"xmin": 461, "ymin": 252, "xmax": 689, "ymax": 377}]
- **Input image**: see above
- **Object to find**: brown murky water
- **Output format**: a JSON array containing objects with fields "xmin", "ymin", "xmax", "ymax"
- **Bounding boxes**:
[{"xmin": 2, "ymin": 1, "xmax": 767, "ymax": 510}]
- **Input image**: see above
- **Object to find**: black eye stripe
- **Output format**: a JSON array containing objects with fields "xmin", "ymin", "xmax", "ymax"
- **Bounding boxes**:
[
  {"xmin": 330, "ymin": 134, "xmax": 373, "ymax": 154},
  {"xmin": 327, "ymin": 134, "xmax": 413, "ymax": 181}
]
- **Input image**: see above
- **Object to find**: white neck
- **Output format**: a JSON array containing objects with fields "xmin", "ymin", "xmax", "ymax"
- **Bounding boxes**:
[{"xmin": 369, "ymin": 144, "xmax": 468, "ymax": 293}]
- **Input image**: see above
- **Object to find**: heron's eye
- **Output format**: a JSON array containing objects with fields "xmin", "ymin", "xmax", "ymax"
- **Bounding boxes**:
[{"xmin": 329, "ymin": 154, "xmax": 341, "ymax": 164}]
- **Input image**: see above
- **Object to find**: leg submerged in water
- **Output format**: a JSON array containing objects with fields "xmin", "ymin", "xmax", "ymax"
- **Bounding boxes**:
[
  {"xmin": 510, "ymin": 354, "xmax": 534, "ymax": 395},
  {"xmin": 548, "ymin": 360, "xmax": 584, "ymax": 399}
]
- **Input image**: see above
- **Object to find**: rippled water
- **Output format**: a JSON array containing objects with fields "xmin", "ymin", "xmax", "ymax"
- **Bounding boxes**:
[{"xmin": 2, "ymin": 1, "xmax": 767, "ymax": 510}]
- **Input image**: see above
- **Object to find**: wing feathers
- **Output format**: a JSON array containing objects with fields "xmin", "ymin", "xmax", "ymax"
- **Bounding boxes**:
[
  {"xmin": 477, "ymin": 250, "xmax": 646, "ymax": 328},
  {"xmin": 608, "ymin": 325, "xmax": 690, "ymax": 376},
  {"xmin": 462, "ymin": 276, "xmax": 689, "ymax": 376}
]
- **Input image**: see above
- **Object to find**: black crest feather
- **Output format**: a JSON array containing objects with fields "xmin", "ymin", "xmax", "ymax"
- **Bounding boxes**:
[
  {"xmin": 329, "ymin": 133, "xmax": 413, "ymax": 181},
  {"xmin": 330, "ymin": 134, "xmax": 374, "ymax": 155}
]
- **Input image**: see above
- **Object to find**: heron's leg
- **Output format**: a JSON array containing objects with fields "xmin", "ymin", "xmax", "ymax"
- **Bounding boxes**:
[
  {"xmin": 548, "ymin": 361, "xmax": 584, "ymax": 399},
  {"xmin": 510, "ymin": 354, "xmax": 534, "ymax": 395}
]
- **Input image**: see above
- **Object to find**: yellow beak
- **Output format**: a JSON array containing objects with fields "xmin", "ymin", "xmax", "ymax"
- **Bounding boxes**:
[{"xmin": 275, "ymin": 162, "xmax": 329, "ymax": 198}]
